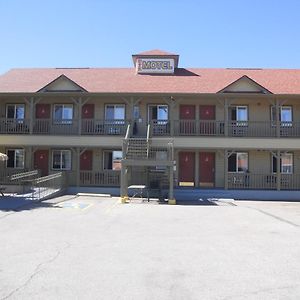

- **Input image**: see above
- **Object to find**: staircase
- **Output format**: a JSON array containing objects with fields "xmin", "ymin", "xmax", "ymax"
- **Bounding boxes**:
[{"xmin": 126, "ymin": 138, "xmax": 148, "ymax": 159}]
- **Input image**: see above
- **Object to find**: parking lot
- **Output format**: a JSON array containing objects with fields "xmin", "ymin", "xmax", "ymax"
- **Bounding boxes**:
[{"xmin": 0, "ymin": 195, "xmax": 300, "ymax": 300}]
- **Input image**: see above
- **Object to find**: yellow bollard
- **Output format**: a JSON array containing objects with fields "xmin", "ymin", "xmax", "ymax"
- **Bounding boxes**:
[
  {"xmin": 120, "ymin": 196, "xmax": 129, "ymax": 204},
  {"xmin": 168, "ymin": 199, "xmax": 176, "ymax": 205}
]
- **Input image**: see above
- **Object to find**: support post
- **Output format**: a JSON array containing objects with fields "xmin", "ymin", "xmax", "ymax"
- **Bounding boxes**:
[
  {"xmin": 276, "ymin": 150, "xmax": 281, "ymax": 190},
  {"xmin": 168, "ymin": 165, "xmax": 176, "ymax": 205},
  {"xmin": 27, "ymin": 146, "xmax": 33, "ymax": 170},
  {"xmin": 224, "ymin": 149, "xmax": 228, "ymax": 189},
  {"xmin": 120, "ymin": 162, "xmax": 128, "ymax": 203},
  {"xmin": 76, "ymin": 148, "xmax": 80, "ymax": 187},
  {"xmin": 275, "ymin": 98, "xmax": 280, "ymax": 138},
  {"xmin": 195, "ymin": 150, "xmax": 199, "ymax": 188},
  {"xmin": 224, "ymin": 99, "xmax": 229, "ymax": 137}
]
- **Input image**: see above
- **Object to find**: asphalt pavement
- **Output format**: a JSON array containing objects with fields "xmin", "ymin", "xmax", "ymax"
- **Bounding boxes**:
[{"xmin": 0, "ymin": 195, "xmax": 300, "ymax": 300}]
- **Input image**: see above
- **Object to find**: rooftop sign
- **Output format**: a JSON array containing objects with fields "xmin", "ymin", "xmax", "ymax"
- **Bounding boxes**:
[{"xmin": 136, "ymin": 58, "xmax": 175, "ymax": 74}]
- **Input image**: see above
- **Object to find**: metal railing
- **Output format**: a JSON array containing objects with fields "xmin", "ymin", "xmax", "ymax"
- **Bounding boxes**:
[
  {"xmin": 150, "ymin": 120, "xmax": 170, "ymax": 136},
  {"xmin": 80, "ymin": 170, "xmax": 120, "ymax": 186},
  {"xmin": 228, "ymin": 121, "xmax": 276, "ymax": 137},
  {"xmin": 228, "ymin": 173, "xmax": 277, "ymax": 189},
  {"xmin": 228, "ymin": 173, "xmax": 300, "ymax": 190},
  {"xmin": 82, "ymin": 119, "xmax": 129, "ymax": 135},
  {"xmin": 0, "ymin": 119, "xmax": 30, "ymax": 134},
  {"xmin": 2, "ymin": 117, "xmax": 300, "ymax": 138},
  {"xmin": 31, "ymin": 172, "xmax": 65, "ymax": 200},
  {"xmin": 0, "ymin": 169, "xmax": 29, "ymax": 184},
  {"xmin": 123, "ymin": 137, "xmax": 174, "ymax": 161},
  {"xmin": 173, "ymin": 120, "xmax": 225, "ymax": 136},
  {"xmin": 10, "ymin": 170, "xmax": 39, "ymax": 182},
  {"xmin": 33, "ymin": 119, "xmax": 79, "ymax": 135}
]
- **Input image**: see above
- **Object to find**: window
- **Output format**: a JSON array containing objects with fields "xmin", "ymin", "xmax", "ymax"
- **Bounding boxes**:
[
  {"xmin": 272, "ymin": 153, "xmax": 293, "ymax": 174},
  {"xmin": 103, "ymin": 150, "xmax": 122, "ymax": 170},
  {"xmin": 6, "ymin": 104, "xmax": 25, "ymax": 120},
  {"xmin": 52, "ymin": 150, "xmax": 71, "ymax": 170},
  {"xmin": 54, "ymin": 104, "xmax": 73, "ymax": 124},
  {"xmin": 148, "ymin": 105, "xmax": 168, "ymax": 122},
  {"xmin": 229, "ymin": 106, "xmax": 248, "ymax": 122},
  {"xmin": 271, "ymin": 106, "xmax": 292, "ymax": 126},
  {"xmin": 105, "ymin": 105, "xmax": 125, "ymax": 120},
  {"xmin": 228, "ymin": 152, "xmax": 248, "ymax": 172},
  {"xmin": 6, "ymin": 149, "xmax": 24, "ymax": 168}
]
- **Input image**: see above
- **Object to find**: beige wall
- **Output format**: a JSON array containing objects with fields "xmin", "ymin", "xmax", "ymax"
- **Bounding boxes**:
[{"xmin": 1, "ymin": 94, "xmax": 300, "ymax": 123}]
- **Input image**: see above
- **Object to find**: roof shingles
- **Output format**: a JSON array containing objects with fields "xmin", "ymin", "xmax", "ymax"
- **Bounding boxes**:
[{"xmin": 1, "ymin": 67, "xmax": 300, "ymax": 94}]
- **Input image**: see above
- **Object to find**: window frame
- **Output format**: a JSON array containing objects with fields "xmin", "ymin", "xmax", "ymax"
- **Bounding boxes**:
[
  {"xmin": 6, "ymin": 148, "xmax": 25, "ymax": 169},
  {"xmin": 228, "ymin": 152, "xmax": 249, "ymax": 173},
  {"xmin": 53, "ymin": 104, "xmax": 74, "ymax": 124},
  {"xmin": 229, "ymin": 105, "xmax": 248, "ymax": 122},
  {"xmin": 104, "ymin": 104, "xmax": 125, "ymax": 120},
  {"xmin": 51, "ymin": 149, "xmax": 72, "ymax": 171},
  {"xmin": 148, "ymin": 104, "xmax": 169, "ymax": 122},
  {"xmin": 6, "ymin": 104, "xmax": 25, "ymax": 120},
  {"xmin": 272, "ymin": 153, "xmax": 293, "ymax": 174},
  {"xmin": 271, "ymin": 105, "xmax": 293, "ymax": 125},
  {"xmin": 103, "ymin": 150, "xmax": 122, "ymax": 170}
]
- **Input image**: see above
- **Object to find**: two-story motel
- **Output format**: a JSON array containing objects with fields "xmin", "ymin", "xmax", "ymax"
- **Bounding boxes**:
[{"xmin": 1, "ymin": 49, "xmax": 300, "ymax": 203}]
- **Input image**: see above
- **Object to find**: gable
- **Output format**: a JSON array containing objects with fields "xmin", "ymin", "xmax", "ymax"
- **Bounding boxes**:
[
  {"xmin": 219, "ymin": 75, "xmax": 271, "ymax": 94},
  {"xmin": 38, "ymin": 75, "xmax": 86, "ymax": 92}
]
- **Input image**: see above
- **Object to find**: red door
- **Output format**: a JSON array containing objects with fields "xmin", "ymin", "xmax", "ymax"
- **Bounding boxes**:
[
  {"xmin": 36, "ymin": 104, "xmax": 51, "ymax": 118},
  {"xmin": 199, "ymin": 152, "xmax": 215, "ymax": 187},
  {"xmin": 82, "ymin": 104, "xmax": 94, "ymax": 119},
  {"xmin": 80, "ymin": 150, "xmax": 93, "ymax": 170},
  {"xmin": 199, "ymin": 105, "xmax": 216, "ymax": 135},
  {"xmin": 180, "ymin": 105, "xmax": 196, "ymax": 134},
  {"xmin": 82, "ymin": 104, "xmax": 94, "ymax": 134},
  {"xmin": 35, "ymin": 104, "xmax": 51, "ymax": 133},
  {"xmin": 179, "ymin": 152, "xmax": 195, "ymax": 186},
  {"xmin": 34, "ymin": 150, "xmax": 49, "ymax": 176}
]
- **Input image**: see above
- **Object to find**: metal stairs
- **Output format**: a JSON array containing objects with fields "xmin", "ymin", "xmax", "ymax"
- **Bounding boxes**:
[{"xmin": 126, "ymin": 138, "xmax": 148, "ymax": 159}]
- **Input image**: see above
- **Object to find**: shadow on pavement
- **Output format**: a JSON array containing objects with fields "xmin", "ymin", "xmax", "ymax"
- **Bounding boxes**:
[{"xmin": 0, "ymin": 196, "xmax": 60, "ymax": 212}]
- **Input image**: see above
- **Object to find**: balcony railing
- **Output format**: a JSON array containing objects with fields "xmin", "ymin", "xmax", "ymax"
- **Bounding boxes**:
[
  {"xmin": 34, "ymin": 119, "xmax": 79, "ymax": 135},
  {"xmin": 2, "ymin": 117, "xmax": 300, "ymax": 138},
  {"xmin": 81, "ymin": 119, "xmax": 129, "ymax": 135},
  {"xmin": 152, "ymin": 120, "xmax": 300, "ymax": 138},
  {"xmin": 228, "ymin": 173, "xmax": 300, "ymax": 190},
  {"xmin": 174, "ymin": 120, "xmax": 225, "ymax": 136},
  {"xmin": 0, "ymin": 118, "xmax": 129, "ymax": 136},
  {"xmin": 79, "ymin": 170, "xmax": 120, "ymax": 186},
  {"xmin": 0, "ymin": 119, "xmax": 30, "ymax": 134}
]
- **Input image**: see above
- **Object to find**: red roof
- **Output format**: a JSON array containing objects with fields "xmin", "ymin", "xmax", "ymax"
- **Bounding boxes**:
[
  {"xmin": 1, "ymin": 67, "xmax": 300, "ymax": 94},
  {"xmin": 133, "ymin": 49, "xmax": 178, "ymax": 56}
]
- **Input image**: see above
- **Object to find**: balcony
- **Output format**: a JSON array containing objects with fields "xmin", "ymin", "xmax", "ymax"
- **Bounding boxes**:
[
  {"xmin": 1, "ymin": 118, "xmax": 300, "ymax": 138},
  {"xmin": 0, "ymin": 118, "xmax": 129, "ymax": 136},
  {"xmin": 152, "ymin": 120, "xmax": 300, "ymax": 138}
]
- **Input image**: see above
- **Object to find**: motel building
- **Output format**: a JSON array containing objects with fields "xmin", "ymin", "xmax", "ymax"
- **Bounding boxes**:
[{"xmin": 1, "ymin": 49, "xmax": 300, "ymax": 203}]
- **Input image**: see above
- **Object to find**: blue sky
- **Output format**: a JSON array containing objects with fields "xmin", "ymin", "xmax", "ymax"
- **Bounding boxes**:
[{"xmin": 1, "ymin": 0, "xmax": 300, "ymax": 74}]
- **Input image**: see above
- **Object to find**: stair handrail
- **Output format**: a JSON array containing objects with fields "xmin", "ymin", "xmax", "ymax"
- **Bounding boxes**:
[
  {"xmin": 146, "ymin": 123, "xmax": 151, "ymax": 158},
  {"xmin": 123, "ymin": 124, "xmax": 131, "ymax": 158},
  {"xmin": 125, "ymin": 123, "xmax": 131, "ymax": 140}
]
